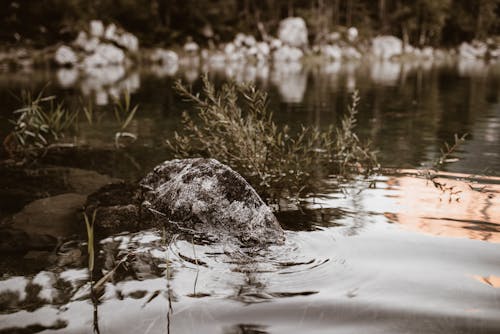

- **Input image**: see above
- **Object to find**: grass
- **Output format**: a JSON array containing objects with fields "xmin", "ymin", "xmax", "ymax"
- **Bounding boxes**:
[
  {"xmin": 112, "ymin": 91, "xmax": 139, "ymax": 148},
  {"xmin": 4, "ymin": 88, "xmax": 78, "ymax": 158},
  {"xmin": 84, "ymin": 209, "xmax": 97, "ymax": 273},
  {"xmin": 167, "ymin": 75, "xmax": 377, "ymax": 202},
  {"xmin": 3, "ymin": 88, "xmax": 140, "ymax": 158}
]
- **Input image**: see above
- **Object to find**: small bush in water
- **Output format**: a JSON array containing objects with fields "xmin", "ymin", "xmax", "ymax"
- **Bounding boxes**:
[{"xmin": 167, "ymin": 76, "xmax": 377, "ymax": 202}]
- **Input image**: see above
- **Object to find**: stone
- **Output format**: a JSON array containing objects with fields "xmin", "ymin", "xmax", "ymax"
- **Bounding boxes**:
[
  {"xmin": 85, "ymin": 159, "xmax": 285, "ymax": 245},
  {"xmin": 150, "ymin": 49, "xmax": 178, "ymax": 66},
  {"xmin": 184, "ymin": 41, "xmax": 199, "ymax": 54},
  {"xmin": 54, "ymin": 45, "xmax": 78, "ymax": 66},
  {"xmin": 278, "ymin": 17, "xmax": 308, "ymax": 48},
  {"xmin": 273, "ymin": 45, "xmax": 304, "ymax": 62},
  {"xmin": 458, "ymin": 41, "xmax": 487, "ymax": 59},
  {"xmin": 117, "ymin": 32, "xmax": 139, "ymax": 52},
  {"xmin": 372, "ymin": 35, "xmax": 403, "ymax": 60},
  {"xmin": 90, "ymin": 20, "xmax": 105, "ymax": 38},
  {"xmin": 347, "ymin": 27, "xmax": 358, "ymax": 42},
  {"xmin": 83, "ymin": 43, "xmax": 125, "ymax": 68},
  {"xmin": 343, "ymin": 46, "xmax": 362, "ymax": 60},
  {"xmin": 104, "ymin": 23, "xmax": 118, "ymax": 41},
  {"xmin": 321, "ymin": 45, "xmax": 342, "ymax": 61},
  {"xmin": 140, "ymin": 158, "xmax": 285, "ymax": 245},
  {"xmin": 9, "ymin": 193, "xmax": 87, "ymax": 238}
]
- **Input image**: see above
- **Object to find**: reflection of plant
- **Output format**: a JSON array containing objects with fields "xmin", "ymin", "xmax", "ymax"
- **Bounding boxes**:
[
  {"xmin": 112, "ymin": 91, "xmax": 139, "ymax": 148},
  {"xmin": 4, "ymin": 89, "xmax": 77, "ymax": 157},
  {"xmin": 167, "ymin": 76, "xmax": 377, "ymax": 202}
]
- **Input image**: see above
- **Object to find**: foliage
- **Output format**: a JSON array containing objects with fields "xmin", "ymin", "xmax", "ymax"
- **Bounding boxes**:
[
  {"xmin": 420, "ymin": 133, "xmax": 468, "ymax": 198},
  {"xmin": 4, "ymin": 89, "xmax": 78, "ymax": 158},
  {"xmin": 3, "ymin": 88, "xmax": 141, "ymax": 158},
  {"xmin": 84, "ymin": 210, "xmax": 97, "ymax": 273},
  {"xmin": 0, "ymin": 0, "xmax": 498, "ymax": 47},
  {"xmin": 112, "ymin": 91, "xmax": 139, "ymax": 148},
  {"xmin": 167, "ymin": 76, "xmax": 377, "ymax": 202}
]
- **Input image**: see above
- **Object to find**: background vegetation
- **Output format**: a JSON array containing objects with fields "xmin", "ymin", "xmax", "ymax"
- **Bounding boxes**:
[{"xmin": 0, "ymin": 0, "xmax": 498, "ymax": 48}]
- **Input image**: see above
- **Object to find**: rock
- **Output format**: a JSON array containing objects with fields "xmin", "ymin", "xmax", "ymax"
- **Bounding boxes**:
[
  {"xmin": 347, "ymin": 27, "xmax": 358, "ymax": 42},
  {"xmin": 257, "ymin": 42, "xmax": 270, "ymax": 58},
  {"xmin": 321, "ymin": 45, "xmax": 342, "ymax": 61},
  {"xmin": 83, "ymin": 43, "xmax": 125, "ymax": 68},
  {"xmin": 273, "ymin": 45, "xmax": 304, "ymax": 62},
  {"xmin": 10, "ymin": 193, "xmax": 87, "ymax": 238},
  {"xmin": 270, "ymin": 38, "xmax": 283, "ymax": 51},
  {"xmin": 184, "ymin": 41, "xmax": 199, "ymax": 54},
  {"xmin": 54, "ymin": 45, "xmax": 78, "ymax": 66},
  {"xmin": 459, "ymin": 41, "xmax": 487, "ymax": 59},
  {"xmin": 85, "ymin": 159, "xmax": 285, "ymax": 245},
  {"xmin": 150, "ymin": 48, "xmax": 178, "ymax": 66},
  {"xmin": 278, "ymin": 17, "xmax": 308, "ymax": 48},
  {"xmin": 104, "ymin": 23, "xmax": 118, "ymax": 41},
  {"xmin": 343, "ymin": 46, "xmax": 362, "ymax": 60},
  {"xmin": 421, "ymin": 46, "xmax": 434, "ymax": 59},
  {"xmin": 372, "ymin": 35, "xmax": 403, "ymax": 60},
  {"xmin": 85, "ymin": 182, "xmax": 141, "ymax": 232},
  {"xmin": 74, "ymin": 31, "xmax": 99, "ymax": 53},
  {"xmin": 117, "ymin": 32, "xmax": 139, "ymax": 52},
  {"xmin": 140, "ymin": 158, "xmax": 284, "ymax": 245},
  {"xmin": 90, "ymin": 20, "xmax": 105, "ymax": 38},
  {"xmin": 0, "ymin": 163, "xmax": 118, "ymax": 217}
]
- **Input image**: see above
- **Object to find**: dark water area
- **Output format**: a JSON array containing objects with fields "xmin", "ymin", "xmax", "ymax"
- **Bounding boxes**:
[{"xmin": 0, "ymin": 58, "xmax": 499, "ymax": 333}]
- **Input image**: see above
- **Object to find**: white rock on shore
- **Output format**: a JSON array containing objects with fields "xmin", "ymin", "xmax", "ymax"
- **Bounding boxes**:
[
  {"xmin": 54, "ymin": 45, "xmax": 78, "ymax": 66},
  {"xmin": 459, "ymin": 41, "xmax": 487, "ymax": 59},
  {"xmin": 372, "ymin": 35, "xmax": 403, "ymax": 60},
  {"xmin": 82, "ymin": 43, "xmax": 125, "ymax": 68},
  {"xmin": 273, "ymin": 45, "xmax": 304, "ymax": 62},
  {"xmin": 278, "ymin": 17, "xmax": 308, "ymax": 48},
  {"xmin": 150, "ymin": 48, "xmax": 178, "ymax": 66}
]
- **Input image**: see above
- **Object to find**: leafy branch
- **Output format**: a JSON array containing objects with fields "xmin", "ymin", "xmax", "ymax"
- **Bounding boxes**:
[{"xmin": 167, "ymin": 75, "xmax": 377, "ymax": 203}]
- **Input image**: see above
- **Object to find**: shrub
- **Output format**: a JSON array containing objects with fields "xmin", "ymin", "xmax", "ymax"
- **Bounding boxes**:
[{"xmin": 167, "ymin": 76, "xmax": 377, "ymax": 202}]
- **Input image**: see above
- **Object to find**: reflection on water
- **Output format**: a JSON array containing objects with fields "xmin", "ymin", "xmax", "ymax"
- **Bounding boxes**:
[
  {"xmin": 473, "ymin": 275, "xmax": 500, "ymax": 288},
  {"xmin": 384, "ymin": 172, "xmax": 500, "ymax": 243},
  {"xmin": 1, "ymin": 56, "xmax": 500, "ymax": 333}
]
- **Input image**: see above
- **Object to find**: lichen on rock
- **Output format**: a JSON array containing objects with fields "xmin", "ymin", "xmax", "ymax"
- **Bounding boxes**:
[
  {"xmin": 140, "ymin": 158, "xmax": 285, "ymax": 245},
  {"xmin": 85, "ymin": 158, "xmax": 285, "ymax": 246}
]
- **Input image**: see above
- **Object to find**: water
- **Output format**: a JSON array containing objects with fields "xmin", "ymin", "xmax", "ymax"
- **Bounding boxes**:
[{"xmin": 0, "ymin": 58, "xmax": 499, "ymax": 333}]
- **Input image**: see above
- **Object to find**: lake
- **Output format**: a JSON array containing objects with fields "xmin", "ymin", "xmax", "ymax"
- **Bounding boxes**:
[{"xmin": 0, "ymin": 57, "xmax": 499, "ymax": 333}]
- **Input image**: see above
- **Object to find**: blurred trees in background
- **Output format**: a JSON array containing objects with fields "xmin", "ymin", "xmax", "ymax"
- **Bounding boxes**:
[{"xmin": 0, "ymin": 0, "xmax": 498, "ymax": 47}]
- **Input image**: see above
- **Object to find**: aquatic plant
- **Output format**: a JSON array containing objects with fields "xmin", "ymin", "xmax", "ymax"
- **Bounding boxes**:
[
  {"xmin": 84, "ymin": 209, "xmax": 97, "ymax": 273},
  {"xmin": 167, "ymin": 76, "xmax": 377, "ymax": 202},
  {"xmin": 112, "ymin": 91, "xmax": 139, "ymax": 148},
  {"xmin": 4, "ymin": 89, "xmax": 78, "ymax": 158}
]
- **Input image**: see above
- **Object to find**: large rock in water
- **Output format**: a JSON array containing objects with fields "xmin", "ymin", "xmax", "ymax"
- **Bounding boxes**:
[
  {"xmin": 140, "ymin": 158, "xmax": 285, "ymax": 245},
  {"xmin": 86, "ymin": 158, "xmax": 285, "ymax": 245}
]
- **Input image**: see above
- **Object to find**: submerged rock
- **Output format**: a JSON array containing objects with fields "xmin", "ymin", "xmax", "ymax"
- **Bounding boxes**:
[{"xmin": 86, "ymin": 158, "xmax": 285, "ymax": 245}]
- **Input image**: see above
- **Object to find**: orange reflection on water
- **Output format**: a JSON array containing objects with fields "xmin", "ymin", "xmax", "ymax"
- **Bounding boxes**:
[
  {"xmin": 473, "ymin": 275, "xmax": 500, "ymax": 288},
  {"xmin": 384, "ymin": 171, "xmax": 500, "ymax": 243}
]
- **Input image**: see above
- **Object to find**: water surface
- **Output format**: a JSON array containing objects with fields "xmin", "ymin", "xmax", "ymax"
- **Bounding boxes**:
[{"xmin": 0, "ymin": 58, "xmax": 499, "ymax": 333}]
